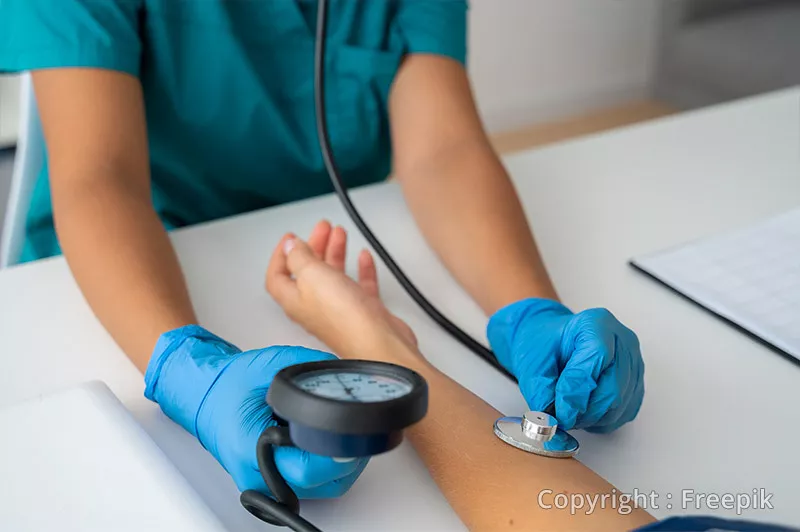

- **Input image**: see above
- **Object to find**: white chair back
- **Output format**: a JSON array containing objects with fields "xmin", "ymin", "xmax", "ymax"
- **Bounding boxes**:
[{"xmin": 0, "ymin": 72, "xmax": 44, "ymax": 268}]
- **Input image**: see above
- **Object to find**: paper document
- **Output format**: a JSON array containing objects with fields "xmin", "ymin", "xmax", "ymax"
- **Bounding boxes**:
[{"xmin": 631, "ymin": 208, "xmax": 800, "ymax": 363}]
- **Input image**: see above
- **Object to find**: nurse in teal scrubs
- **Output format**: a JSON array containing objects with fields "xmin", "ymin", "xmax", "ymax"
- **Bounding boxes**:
[{"xmin": 1, "ymin": 1, "xmax": 645, "ymax": 501}]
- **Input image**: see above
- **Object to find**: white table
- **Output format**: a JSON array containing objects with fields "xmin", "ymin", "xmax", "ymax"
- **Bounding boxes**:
[{"xmin": 1, "ymin": 88, "xmax": 798, "ymax": 530}]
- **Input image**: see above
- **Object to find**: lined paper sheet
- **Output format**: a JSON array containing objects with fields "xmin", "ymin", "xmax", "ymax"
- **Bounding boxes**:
[{"xmin": 631, "ymin": 208, "xmax": 800, "ymax": 363}]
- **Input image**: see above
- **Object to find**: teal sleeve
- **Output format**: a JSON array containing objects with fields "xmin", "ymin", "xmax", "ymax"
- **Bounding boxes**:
[
  {"xmin": 0, "ymin": 0, "xmax": 143, "ymax": 76},
  {"xmin": 396, "ymin": 0, "xmax": 468, "ymax": 66}
]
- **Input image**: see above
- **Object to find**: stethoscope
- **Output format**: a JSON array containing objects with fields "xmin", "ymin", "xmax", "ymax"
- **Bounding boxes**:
[{"xmin": 240, "ymin": 1, "xmax": 579, "ymax": 530}]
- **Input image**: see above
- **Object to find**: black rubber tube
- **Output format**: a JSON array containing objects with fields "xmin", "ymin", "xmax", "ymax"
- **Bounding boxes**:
[
  {"xmin": 240, "ymin": 427, "xmax": 322, "ymax": 532},
  {"xmin": 240, "ymin": 491, "xmax": 321, "ymax": 532},
  {"xmin": 313, "ymin": 0, "xmax": 516, "ymax": 383}
]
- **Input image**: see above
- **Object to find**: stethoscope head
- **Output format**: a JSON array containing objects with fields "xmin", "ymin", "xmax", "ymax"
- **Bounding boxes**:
[{"xmin": 493, "ymin": 410, "xmax": 580, "ymax": 458}]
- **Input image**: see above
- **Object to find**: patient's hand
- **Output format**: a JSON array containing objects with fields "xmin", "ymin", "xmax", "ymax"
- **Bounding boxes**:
[{"xmin": 266, "ymin": 221, "xmax": 417, "ymax": 361}]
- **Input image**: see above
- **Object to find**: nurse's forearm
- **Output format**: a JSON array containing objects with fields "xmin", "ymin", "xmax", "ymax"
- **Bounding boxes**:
[
  {"xmin": 54, "ymin": 178, "xmax": 196, "ymax": 372},
  {"xmin": 398, "ymin": 140, "xmax": 558, "ymax": 314},
  {"xmin": 35, "ymin": 69, "xmax": 196, "ymax": 373},
  {"xmin": 390, "ymin": 57, "xmax": 557, "ymax": 315}
]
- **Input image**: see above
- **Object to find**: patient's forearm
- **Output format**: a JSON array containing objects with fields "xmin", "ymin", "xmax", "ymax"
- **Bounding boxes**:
[{"xmin": 369, "ymin": 339, "xmax": 655, "ymax": 531}]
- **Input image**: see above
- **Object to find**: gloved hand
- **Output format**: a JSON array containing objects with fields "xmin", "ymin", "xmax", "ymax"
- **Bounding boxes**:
[
  {"xmin": 487, "ymin": 298, "xmax": 644, "ymax": 433},
  {"xmin": 145, "ymin": 325, "xmax": 367, "ymax": 498}
]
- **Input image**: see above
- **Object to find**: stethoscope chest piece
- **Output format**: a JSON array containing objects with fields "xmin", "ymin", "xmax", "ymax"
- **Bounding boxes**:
[{"xmin": 494, "ymin": 411, "xmax": 579, "ymax": 458}]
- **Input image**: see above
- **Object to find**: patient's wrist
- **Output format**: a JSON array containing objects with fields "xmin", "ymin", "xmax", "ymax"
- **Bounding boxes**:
[
  {"xmin": 336, "ymin": 323, "xmax": 423, "ymax": 363},
  {"xmin": 370, "ymin": 332, "xmax": 430, "ymax": 369}
]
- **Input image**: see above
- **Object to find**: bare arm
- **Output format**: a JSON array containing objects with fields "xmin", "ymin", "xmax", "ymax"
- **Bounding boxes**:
[
  {"xmin": 267, "ymin": 228, "xmax": 655, "ymax": 531},
  {"xmin": 389, "ymin": 56, "xmax": 558, "ymax": 314},
  {"xmin": 406, "ymin": 357, "xmax": 654, "ymax": 531},
  {"xmin": 34, "ymin": 69, "xmax": 196, "ymax": 372}
]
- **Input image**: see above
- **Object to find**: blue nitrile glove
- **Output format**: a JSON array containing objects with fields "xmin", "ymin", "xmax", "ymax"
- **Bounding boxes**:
[
  {"xmin": 145, "ymin": 325, "xmax": 368, "ymax": 498},
  {"xmin": 487, "ymin": 299, "xmax": 644, "ymax": 433}
]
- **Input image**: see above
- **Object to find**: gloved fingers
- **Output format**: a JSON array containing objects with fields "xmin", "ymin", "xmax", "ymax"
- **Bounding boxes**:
[
  {"xmin": 486, "ymin": 299, "xmax": 548, "ymax": 373},
  {"xmin": 581, "ymin": 334, "xmax": 634, "ymax": 428},
  {"xmin": 358, "ymin": 249, "xmax": 379, "ymax": 298},
  {"xmin": 307, "ymin": 220, "xmax": 333, "ymax": 258},
  {"xmin": 587, "ymin": 351, "xmax": 645, "ymax": 434},
  {"xmin": 584, "ymin": 384, "xmax": 641, "ymax": 434},
  {"xmin": 570, "ymin": 362, "xmax": 622, "ymax": 430},
  {"xmin": 554, "ymin": 334, "xmax": 614, "ymax": 429},
  {"xmin": 554, "ymin": 369, "xmax": 595, "ymax": 430},
  {"xmin": 241, "ymin": 457, "xmax": 368, "ymax": 499},
  {"xmin": 585, "ymin": 335, "xmax": 645, "ymax": 433},
  {"xmin": 520, "ymin": 373, "xmax": 559, "ymax": 413},
  {"xmin": 324, "ymin": 225, "xmax": 347, "ymax": 272},
  {"xmin": 290, "ymin": 458, "xmax": 369, "ymax": 499},
  {"xmin": 514, "ymin": 337, "xmax": 563, "ymax": 412},
  {"xmin": 236, "ymin": 458, "xmax": 367, "ymax": 499},
  {"xmin": 618, "ymin": 367, "xmax": 645, "ymax": 427},
  {"xmin": 618, "ymin": 325, "xmax": 645, "ymax": 427},
  {"xmin": 274, "ymin": 446, "xmax": 367, "ymax": 490},
  {"xmin": 266, "ymin": 233, "xmax": 300, "ymax": 307},
  {"xmin": 253, "ymin": 345, "xmax": 338, "ymax": 373}
]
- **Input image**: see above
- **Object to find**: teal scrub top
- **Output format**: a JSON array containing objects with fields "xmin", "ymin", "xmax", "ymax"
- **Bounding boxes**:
[{"xmin": 0, "ymin": 0, "xmax": 467, "ymax": 263}]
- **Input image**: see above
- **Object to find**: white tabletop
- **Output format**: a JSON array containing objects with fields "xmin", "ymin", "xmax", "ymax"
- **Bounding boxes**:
[{"xmin": 1, "ymin": 87, "xmax": 799, "ymax": 529}]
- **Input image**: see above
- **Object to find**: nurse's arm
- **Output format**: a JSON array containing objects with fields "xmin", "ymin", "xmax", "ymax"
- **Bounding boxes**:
[
  {"xmin": 389, "ymin": 55, "xmax": 558, "ymax": 314},
  {"xmin": 32, "ymin": 69, "xmax": 197, "ymax": 372}
]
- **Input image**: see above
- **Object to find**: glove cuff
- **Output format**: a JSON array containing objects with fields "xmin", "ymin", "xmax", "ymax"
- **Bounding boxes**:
[
  {"xmin": 144, "ymin": 325, "xmax": 241, "ymax": 437},
  {"xmin": 496, "ymin": 297, "xmax": 572, "ymax": 317},
  {"xmin": 486, "ymin": 298, "xmax": 573, "ymax": 375}
]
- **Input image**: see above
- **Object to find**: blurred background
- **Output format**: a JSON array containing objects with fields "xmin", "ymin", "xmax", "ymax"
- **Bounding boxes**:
[{"xmin": 1, "ymin": 0, "xmax": 797, "ymax": 231}]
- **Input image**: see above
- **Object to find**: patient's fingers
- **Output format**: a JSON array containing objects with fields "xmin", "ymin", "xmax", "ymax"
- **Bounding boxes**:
[
  {"xmin": 307, "ymin": 220, "xmax": 332, "ymax": 258},
  {"xmin": 325, "ymin": 226, "xmax": 347, "ymax": 271},
  {"xmin": 358, "ymin": 249, "xmax": 379, "ymax": 298},
  {"xmin": 266, "ymin": 233, "xmax": 299, "ymax": 306},
  {"xmin": 285, "ymin": 237, "xmax": 318, "ymax": 276}
]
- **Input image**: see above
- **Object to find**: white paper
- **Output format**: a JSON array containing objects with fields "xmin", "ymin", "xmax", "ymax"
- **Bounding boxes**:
[
  {"xmin": 633, "ymin": 208, "xmax": 800, "ymax": 360},
  {"xmin": 0, "ymin": 382, "xmax": 228, "ymax": 532}
]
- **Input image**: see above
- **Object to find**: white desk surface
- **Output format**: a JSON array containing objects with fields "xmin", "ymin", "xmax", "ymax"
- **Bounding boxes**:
[{"xmin": 1, "ymin": 88, "xmax": 799, "ymax": 529}]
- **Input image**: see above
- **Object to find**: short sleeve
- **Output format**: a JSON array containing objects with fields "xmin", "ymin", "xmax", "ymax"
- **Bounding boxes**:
[
  {"xmin": 396, "ymin": 0, "xmax": 468, "ymax": 66},
  {"xmin": 635, "ymin": 516, "xmax": 795, "ymax": 532},
  {"xmin": 0, "ymin": 0, "xmax": 143, "ymax": 76}
]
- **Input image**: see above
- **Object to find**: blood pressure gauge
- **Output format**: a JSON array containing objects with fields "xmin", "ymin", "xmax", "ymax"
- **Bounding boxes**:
[
  {"xmin": 269, "ymin": 360, "xmax": 428, "ymax": 457},
  {"xmin": 240, "ymin": 360, "xmax": 428, "ymax": 531}
]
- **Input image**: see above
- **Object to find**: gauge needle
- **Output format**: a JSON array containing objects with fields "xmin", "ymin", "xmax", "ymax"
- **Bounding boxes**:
[{"xmin": 335, "ymin": 374, "xmax": 357, "ymax": 400}]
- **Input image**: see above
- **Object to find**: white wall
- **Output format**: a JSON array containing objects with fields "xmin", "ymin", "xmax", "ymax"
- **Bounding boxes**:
[
  {"xmin": 469, "ymin": 0, "xmax": 662, "ymax": 132},
  {"xmin": 0, "ymin": 75, "xmax": 21, "ymax": 148}
]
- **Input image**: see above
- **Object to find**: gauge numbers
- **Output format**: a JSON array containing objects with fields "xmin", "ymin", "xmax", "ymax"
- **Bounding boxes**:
[{"xmin": 294, "ymin": 370, "xmax": 413, "ymax": 403}]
